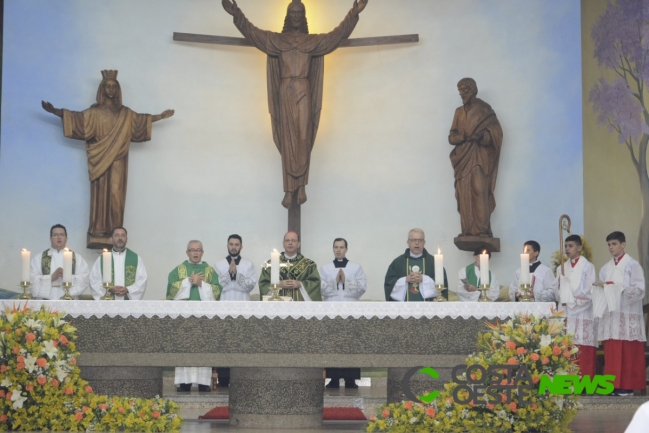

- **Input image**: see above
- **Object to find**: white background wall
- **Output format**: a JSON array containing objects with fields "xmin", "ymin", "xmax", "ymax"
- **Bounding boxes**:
[{"xmin": 0, "ymin": 0, "xmax": 583, "ymax": 299}]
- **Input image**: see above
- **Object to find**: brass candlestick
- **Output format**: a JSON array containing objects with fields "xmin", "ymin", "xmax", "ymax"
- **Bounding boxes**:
[
  {"xmin": 18, "ymin": 281, "xmax": 32, "ymax": 300},
  {"xmin": 478, "ymin": 284, "xmax": 491, "ymax": 302},
  {"xmin": 435, "ymin": 284, "xmax": 446, "ymax": 302},
  {"xmin": 60, "ymin": 282, "xmax": 74, "ymax": 300},
  {"xmin": 267, "ymin": 283, "xmax": 284, "ymax": 301},
  {"xmin": 100, "ymin": 282, "xmax": 114, "ymax": 300},
  {"xmin": 519, "ymin": 283, "xmax": 533, "ymax": 302}
]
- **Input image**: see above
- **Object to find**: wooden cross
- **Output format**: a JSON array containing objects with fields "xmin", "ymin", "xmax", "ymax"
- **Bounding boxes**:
[{"xmin": 173, "ymin": 27, "xmax": 418, "ymax": 240}]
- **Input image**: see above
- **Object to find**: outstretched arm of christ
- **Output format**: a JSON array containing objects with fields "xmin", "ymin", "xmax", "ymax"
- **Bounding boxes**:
[
  {"xmin": 42, "ymin": 101, "xmax": 63, "ymax": 118},
  {"xmin": 223, "ymin": 0, "xmax": 281, "ymax": 56},
  {"xmin": 152, "ymin": 109, "xmax": 175, "ymax": 122}
]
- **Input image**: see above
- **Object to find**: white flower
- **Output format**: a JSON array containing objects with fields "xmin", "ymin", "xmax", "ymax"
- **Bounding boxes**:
[
  {"xmin": 55, "ymin": 366, "xmax": 69, "ymax": 382},
  {"xmin": 23, "ymin": 318, "xmax": 43, "ymax": 331},
  {"xmin": 409, "ymin": 417, "xmax": 418, "ymax": 424},
  {"xmin": 461, "ymin": 409, "xmax": 469, "ymax": 419},
  {"xmin": 445, "ymin": 411, "xmax": 453, "ymax": 418},
  {"xmin": 41, "ymin": 340, "xmax": 59, "ymax": 359},
  {"xmin": 24, "ymin": 355, "xmax": 37, "ymax": 373},
  {"xmin": 1, "ymin": 378, "xmax": 12, "ymax": 387},
  {"xmin": 497, "ymin": 410, "xmax": 507, "ymax": 419},
  {"xmin": 5, "ymin": 313, "xmax": 16, "ymax": 324},
  {"xmin": 540, "ymin": 334, "xmax": 552, "ymax": 349},
  {"xmin": 10, "ymin": 390, "xmax": 27, "ymax": 409}
]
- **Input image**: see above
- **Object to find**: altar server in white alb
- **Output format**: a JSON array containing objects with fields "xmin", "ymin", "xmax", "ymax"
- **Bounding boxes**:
[
  {"xmin": 509, "ymin": 240, "xmax": 556, "ymax": 302},
  {"xmin": 320, "ymin": 238, "xmax": 367, "ymax": 302},
  {"xmin": 553, "ymin": 235, "xmax": 597, "ymax": 378},
  {"xmin": 30, "ymin": 224, "xmax": 89, "ymax": 299},
  {"xmin": 214, "ymin": 234, "xmax": 257, "ymax": 301},
  {"xmin": 595, "ymin": 231, "xmax": 646, "ymax": 396},
  {"xmin": 89, "ymin": 227, "xmax": 147, "ymax": 300},
  {"xmin": 455, "ymin": 247, "xmax": 500, "ymax": 302}
]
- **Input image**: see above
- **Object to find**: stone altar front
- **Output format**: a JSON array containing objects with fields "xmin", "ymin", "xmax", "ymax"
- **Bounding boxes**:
[{"xmin": 1, "ymin": 300, "xmax": 554, "ymax": 428}]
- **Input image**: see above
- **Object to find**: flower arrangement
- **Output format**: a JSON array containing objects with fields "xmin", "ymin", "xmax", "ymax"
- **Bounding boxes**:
[
  {"xmin": 367, "ymin": 313, "xmax": 580, "ymax": 433},
  {"xmin": 0, "ymin": 304, "xmax": 182, "ymax": 431}
]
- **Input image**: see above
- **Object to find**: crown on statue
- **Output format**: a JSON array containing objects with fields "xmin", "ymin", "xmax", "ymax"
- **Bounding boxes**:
[
  {"xmin": 287, "ymin": 0, "xmax": 305, "ymax": 11},
  {"xmin": 101, "ymin": 70, "xmax": 118, "ymax": 80}
]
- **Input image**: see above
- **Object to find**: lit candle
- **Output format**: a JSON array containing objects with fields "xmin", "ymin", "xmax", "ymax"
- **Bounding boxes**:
[
  {"xmin": 102, "ymin": 249, "xmax": 112, "ymax": 284},
  {"xmin": 520, "ymin": 252, "xmax": 530, "ymax": 285},
  {"xmin": 21, "ymin": 249, "xmax": 30, "ymax": 282},
  {"xmin": 479, "ymin": 251, "xmax": 489, "ymax": 286},
  {"xmin": 434, "ymin": 247, "xmax": 444, "ymax": 287},
  {"xmin": 270, "ymin": 249, "xmax": 280, "ymax": 284},
  {"xmin": 63, "ymin": 248, "xmax": 73, "ymax": 283}
]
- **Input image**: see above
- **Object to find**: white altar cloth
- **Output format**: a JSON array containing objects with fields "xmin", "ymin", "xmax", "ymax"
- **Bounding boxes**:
[{"xmin": 0, "ymin": 300, "xmax": 555, "ymax": 320}]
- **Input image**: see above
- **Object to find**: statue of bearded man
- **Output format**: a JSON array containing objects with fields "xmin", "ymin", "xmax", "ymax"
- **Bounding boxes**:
[{"xmin": 222, "ymin": 0, "xmax": 368, "ymax": 208}]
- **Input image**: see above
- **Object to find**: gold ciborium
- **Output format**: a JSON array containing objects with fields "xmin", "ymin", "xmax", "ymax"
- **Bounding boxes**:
[
  {"xmin": 18, "ymin": 281, "xmax": 32, "ymax": 300},
  {"xmin": 267, "ymin": 283, "xmax": 284, "ymax": 301},
  {"xmin": 478, "ymin": 284, "xmax": 492, "ymax": 302},
  {"xmin": 60, "ymin": 281, "xmax": 74, "ymax": 300},
  {"xmin": 100, "ymin": 282, "xmax": 114, "ymax": 300},
  {"xmin": 519, "ymin": 284, "xmax": 534, "ymax": 302},
  {"xmin": 435, "ymin": 284, "xmax": 447, "ymax": 302}
]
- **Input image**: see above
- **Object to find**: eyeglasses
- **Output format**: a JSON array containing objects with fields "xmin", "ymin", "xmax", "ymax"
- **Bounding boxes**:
[
  {"xmin": 51, "ymin": 234, "xmax": 67, "ymax": 238},
  {"xmin": 408, "ymin": 239, "xmax": 425, "ymax": 243},
  {"xmin": 187, "ymin": 249, "xmax": 203, "ymax": 253}
]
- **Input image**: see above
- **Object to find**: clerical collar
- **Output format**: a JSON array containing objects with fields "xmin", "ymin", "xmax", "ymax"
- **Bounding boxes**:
[
  {"xmin": 226, "ymin": 255, "xmax": 241, "ymax": 265},
  {"xmin": 529, "ymin": 261, "xmax": 541, "ymax": 273},
  {"xmin": 334, "ymin": 258, "xmax": 349, "ymax": 268},
  {"xmin": 614, "ymin": 253, "xmax": 626, "ymax": 265},
  {"xmin": 112, "ymin": 249, "xmax": 126, "ymax": 255},
  {"xmin": 409, "ymin": 252, "xmax": 423, "ymax": 259},
  {"xmin": 284, "ymin": 254, "xmax": 297, "ymax": 260}
]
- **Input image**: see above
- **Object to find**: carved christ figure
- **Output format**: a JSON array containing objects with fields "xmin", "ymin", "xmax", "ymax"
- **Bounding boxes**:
[
  {"xmin": 41, "ymin": 70, "xmax": 174, "ymax": 248},
  {"xmin": 222, "ymin": 0, "xmax": 368, "ymax": 208}
]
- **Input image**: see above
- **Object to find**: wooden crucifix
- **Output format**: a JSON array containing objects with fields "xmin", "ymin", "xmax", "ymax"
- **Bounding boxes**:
[{"xmin": 173, "ymin": 0, "xmax": 418, "ymax": 239}]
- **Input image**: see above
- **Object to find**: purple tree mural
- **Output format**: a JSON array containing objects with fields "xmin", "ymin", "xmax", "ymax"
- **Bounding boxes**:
[{"xmin": 590, "ymin": 0, "xmax": 649, "ymax": 303}]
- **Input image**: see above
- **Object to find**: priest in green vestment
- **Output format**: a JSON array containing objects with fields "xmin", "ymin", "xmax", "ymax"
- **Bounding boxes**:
[
  {"xmin": 384, "ymin": 228, "xmax": 448, "ymax": 301},
  {"xmin": 259, "ymin": 231, "xmax": 321, "ymax": 301}
]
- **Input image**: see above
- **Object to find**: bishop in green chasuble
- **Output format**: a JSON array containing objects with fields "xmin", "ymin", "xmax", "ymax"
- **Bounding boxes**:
[
  {"xmin": 167, "ymin": 260, "xmax": 222, "ymax": 301},
  {"xmin": 259, "ymin": 253, "xmax": 321, "ymax": 301}
]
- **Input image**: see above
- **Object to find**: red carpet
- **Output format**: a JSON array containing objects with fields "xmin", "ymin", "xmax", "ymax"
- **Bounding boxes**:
[{"xmin": 199, "ymin": 406, "xmax": 366, "ymax": 420}]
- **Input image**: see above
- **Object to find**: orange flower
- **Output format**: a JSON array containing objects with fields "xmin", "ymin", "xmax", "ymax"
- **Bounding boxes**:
[
  {"xmin": 118, "ymin": 407, "xmax": 125, "ymax": 414},
  {"xmin": 370, "ymin": 415, "xmax": 377, "ymax": 421},
  {"xmin": 403, "ymin": 401, "xmax": 413, "ymax": 410},
  {"xmin": 541, "ymin": 357, "xmax": 550, "ymax": 365},
  {"xmin": 70, "ymin": 357, "xmax": 76, "ymax": 365},
  {"xmin": 505, "ymin": 341, "xmax": 517, "ymax": 350},
  {"xmin": 52, "ymin": 340, "xmax": 58, "ymax": 348},
  {"xmin": 500, "ymin": 393, "xmax": 507, "ymax": 403},
  {"xmin": 507, "ymin": 357, "xmax": 518, "ymax": 365},
  {"xmin": 425, "ymin": 407, "xmax": 436, "ymax": 417},
  {"xmin": 64, "ymin": 387, "xmax": 74, "ymax": 395},
  {"xmin": 382, "ymin": 408, "xmax": 390, "ymax": 418},
  {"xmin": 36, "ymin": 358, "xmax": 47, "ymax": 367},
  {"xmin": 0, "ymin": 390, "xmax": 4, "ymax": 398},
  {"xmin": 500, "ymin": 379, "xmax": 510, "ymax": 386},
  {"xmin": 82, "ymin": 406, "xmax": 90, "ymax": 414},
  {"xmin": 153, "ymin": 411, "xmax": 160, "ymax": 419},
  {"xmin": 25, "ymin": 384, "xmax": 34, "ymax": 392},
  {"xmin": 25, "ymin": 332, "xmax": 36, "ymax": 342},
  {"xmin": 532, "ymin": 377, "xmax": 540, "ymax": 384},
  {"xmin": 529, "ymin": 353, "xmax": 540, "ymax": 361},
  {"xmin": 14, "ymin": 328, "xmax": 22, "ymax": 336},
  {"xmin": 74, "ymin": 412, "xmax": 83, "ymax": 421},
  {"xmin": 139, "ymin": 411, "xmax": 146, "ymax": 418},
  {"xmin": 563, "ymin": 350, "xmax": 571, "ymax": 358},
  {"xmin": 16, "ymin": 356, "xmax": 24, "ymax": 364},
  {"xmin": 84, "ymin": 386, "xmax": 93, "ymax": 393},
  {"xmin": 12, "ymin": 346, "xmax": 19, "ymax": 354},
  {"xmin": 6, "ymin": 393, "xmax": 12, "ymax": 401},
  {"xmin": 530, "ymin": 403, "xmax": 538, "ymax": 410},
  {"xmin": 0, "ymin": 365, "xmax": 6, "ymax": 373},
  {"xmin": 552, "ymin": 346, "xmax": 562, "ymax": 356},
  {"xmin": 51, "ymin": 379, "xmax": 59, "ymax": 387},
  {"xmin": 0, "ymin": 414, "xmax": 6, "ymax": 422},
  {"xmin": 469, "ymin": 400, "xmax": 475, "ymax": 407},
  {"xmin": 99, "ymin": 404, "xmax": 108, "ymax": 411},
  {"xmin": 509, "ymin": 402, "xmax": 517, "ymax": 413},
  {"xmin": 486, "ymin": 403, "xmax": 495, "ymax": 410},
  {"xmin": 516, "ymin": 347, "xmax": 527, "ymax": 355},
  {"xmin": 58, "ymin": 335, "xmax": 69, "ymax": 346},
  {"xmin": 16, "ymin": 362, "xmax": 25, "ymax": 371},
  {"xmin": 37, "ymin": 376, "xmax": 47, "ymax": 386}
]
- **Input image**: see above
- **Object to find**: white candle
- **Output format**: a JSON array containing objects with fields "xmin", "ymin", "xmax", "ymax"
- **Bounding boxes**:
[
  {"xmin": 479, "ymin": 252, "xmax": 489, "ymax": 286},
  {"xmin": 520, "ymin": 253, "xmax": 530, "ymax": 285},
  {"xmin": 21, "ymin": 249, "xmax": 30, "ymax": 282},
  {"xmin": 434, "ymin": 247, "xmax": 444, "ymax": 287},
  {"xmin": 102, "ymin": 249, "xmax": 112, "ymax": 284},
  {"xmin": 63, "ymin": 248, "xmax": 73, "ymax": 283},
  {"xmin": 270, "ymin": 249, "xmax": 280, "ymax": 284}
]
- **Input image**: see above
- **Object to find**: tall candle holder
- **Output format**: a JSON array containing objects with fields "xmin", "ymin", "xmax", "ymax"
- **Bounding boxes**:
[
  {"xmin": 478, "ymin": 284, "xmax": 491, "ymax": 302},
  {"xmin": 267, "ymin": 283, "xmax": 284, "ymax": 301},
  {"xmin": 435, "ymin": 284, "xmax": 446, "ymax": 302},
  {"xmin": 519, "ymin": 283, "xmax": 533, "ymax": 302},
  {"xmin": 100, "ymin": 282, "xmax": 114, "ymax": 300},
  {"xmin": 18, "ymin": 281, "xmax": 32, "ymax": 300},
  {"xmin": 60, "ymin": 282, "xmax": 74, "ymax": 300}
]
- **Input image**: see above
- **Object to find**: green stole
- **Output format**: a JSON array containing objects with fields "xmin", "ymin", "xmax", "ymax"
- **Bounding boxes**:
[
  {"xmin": 166, "ymin": 261, "xmax": 221, "ymax": 301},
  {"xmin": 41, "ymin": 249, "xmax": 76, "ymax": 275},
  {"xmin": 465, "ymin": 264, "xmax": 491, "ymax": 286},
  {"xmin": 100, "ymin": 249, "xmax": 139, "ymax": 300}
]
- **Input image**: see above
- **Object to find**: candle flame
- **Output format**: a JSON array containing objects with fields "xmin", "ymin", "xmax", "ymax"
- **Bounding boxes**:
[
  {"xmin": 22, "ymin": 248, "xmax": 27, "ymax": 252},
  {"xmin": 103, "ymin": 248, "xmax": 108, "ymax": 252},
  {"xmin": 483, "ymin": 250, "xmax": 487, "ymax": 255},
  {"xmin": 272, "ymin": 248, "xmax": 278, "ymax": 252},
  {"xmin": 437, "ymin": 247, "xmax": 441, "ymax": 254},
  {"xmin": 64, "ymin": 248, "xmax": 69, "ymax": 252}
]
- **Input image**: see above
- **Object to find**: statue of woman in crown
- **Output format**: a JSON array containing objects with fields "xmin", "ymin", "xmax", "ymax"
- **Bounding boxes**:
[{"xmin": 41, "ymin": 70, "xmax": 174, "ymax": 249}]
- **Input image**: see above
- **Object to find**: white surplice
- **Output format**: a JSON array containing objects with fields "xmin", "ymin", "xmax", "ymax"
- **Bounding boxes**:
[
  {"xmin": 596, "ymin": 254, "xmax": 646, "ymax": 342},
  {"xmin": 319, "ymin": 260, "xmax": 367, "ymax": 301},
  {"xmin": 30, "ymin": 248, "xmax": 90, "ymax": 299},
  {"xmin": 89, "ymin": 250, "xmax": 147, "ymax": 300},
  {"xmin": 553, "ymin": 257, "xmax": 597, "ymax": 346},
  {"xmin": 454, "ymin": 265, "xmax": 500, "ymax": 302},
  {"xmin": 509, "ymin": 261, "xmax": 556, "ymax": 302},
  {"xmin": 214, "ymin": 256, "xmax": 257, "ymax": 301}
]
